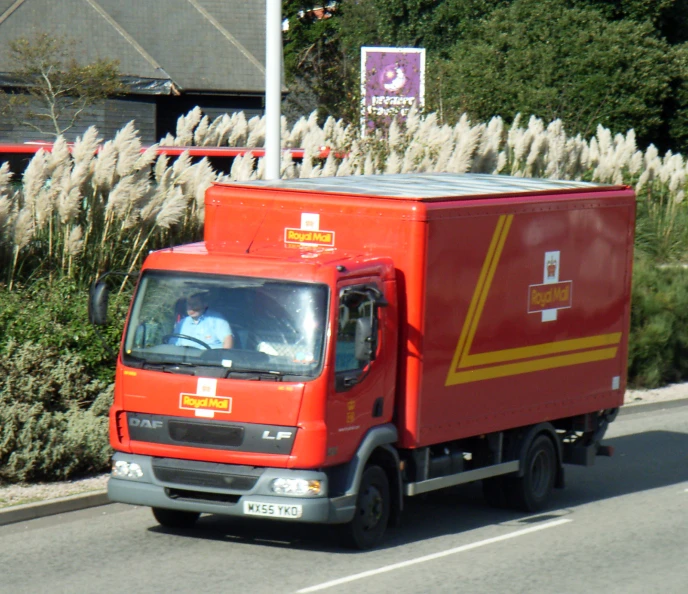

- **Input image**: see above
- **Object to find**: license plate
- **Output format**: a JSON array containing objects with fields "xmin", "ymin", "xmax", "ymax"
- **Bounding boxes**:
[{"xmin": 243, "ymin": 501, "xmax": 303, "ymax": 519}]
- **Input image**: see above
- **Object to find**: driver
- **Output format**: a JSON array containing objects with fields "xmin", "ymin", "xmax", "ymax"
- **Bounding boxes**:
[{"xmin": 172, "ymin": 292, "xmax": 233, "ymax": 349}]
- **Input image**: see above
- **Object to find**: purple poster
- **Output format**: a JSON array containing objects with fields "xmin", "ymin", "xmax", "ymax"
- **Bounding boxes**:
[{"xmin": 360, "ymin": 47, "xmax": 426, "ymax": 135}]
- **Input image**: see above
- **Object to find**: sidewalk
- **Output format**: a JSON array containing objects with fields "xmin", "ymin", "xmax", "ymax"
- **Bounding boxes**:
[{"xmin": 2, "ymin": 386, "xmax": 688, "ymax": 527}]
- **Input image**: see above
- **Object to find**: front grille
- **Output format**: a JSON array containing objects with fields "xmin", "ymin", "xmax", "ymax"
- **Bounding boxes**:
[
  {"xmin": 165, "ymin": 488, "xmax": 241, "ymax": 505},
  {"xmin": 153, "ymin": 467, "xmax": 259, "ymax": 491},
  {"xmin": 126, "ymin": 412, "xmax": 295, "ymax": 454},
  {"xmin": 168, "ymin": 420, "xmax": 244, "ymax": 447},
  {"xmin": 152, "ymin": 458, "xmax": 264, "ymax": 492}
]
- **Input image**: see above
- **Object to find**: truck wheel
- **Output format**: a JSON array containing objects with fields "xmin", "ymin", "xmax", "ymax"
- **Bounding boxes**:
[
  {"xmin": 509, "ymin": 434, "xmax": 557, "ymax": 512},
  {"xmin": 343, "ymin": 465, "xmax": 390, "ymax": 550},
  {"xmin": 152, "ymin": 507, "xmax": 200, "ymax": 529}
]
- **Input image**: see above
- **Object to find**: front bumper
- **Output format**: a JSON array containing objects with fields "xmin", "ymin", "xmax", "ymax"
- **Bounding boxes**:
[{"xmin": 108, "ymin": 452, "xmax": 356, "ymax": 524}]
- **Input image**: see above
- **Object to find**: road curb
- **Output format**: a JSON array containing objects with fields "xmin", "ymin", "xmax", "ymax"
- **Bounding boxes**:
[
  {"xmin": 0, "ymin": 490, "xmax": 109, "ymax": 527},
  {"xmin": 620, "ymin": 396, "xmax": 688, "ymax": 416}
]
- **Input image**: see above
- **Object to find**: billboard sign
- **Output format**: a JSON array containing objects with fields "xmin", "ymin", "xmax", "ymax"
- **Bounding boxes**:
[{"xmin": 360, "ymin": 47, "xmax": 426, "ymax": 135}]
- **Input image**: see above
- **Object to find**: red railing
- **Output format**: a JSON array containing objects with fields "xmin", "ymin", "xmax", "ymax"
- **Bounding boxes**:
[{"xmin": 0, "ymin": 142, "xmax": 337, "ymax": 175}]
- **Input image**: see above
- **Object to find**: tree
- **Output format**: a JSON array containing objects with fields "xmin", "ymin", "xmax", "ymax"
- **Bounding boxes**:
[
  {"xmin": 282, "ymin": 1, "xmax": 508, "ymax": 123},
  {"xmin": 282, "ymin": 0, "xmax": 688, "ymax": 149},
  {"xmin": 568, "ymin": 0, "xmax": 688, "ymax": 44},
  {"xmin": 0, "ymin": 33, "xmax": 124, "ymax": 138},
  {"xmin": 373, "ymin": 0, "xmax": 507, "ymax": 55},
  {"xmin": 282, "ymin": 1, "xmax": 352, "ymax": 122},
  {"xmin": 662, "ymin": 43, "xmax": 688, "ymax": 152},
  {"xmin": 433, "ymin": 0, "xmax": 672, "ymax": 144}
]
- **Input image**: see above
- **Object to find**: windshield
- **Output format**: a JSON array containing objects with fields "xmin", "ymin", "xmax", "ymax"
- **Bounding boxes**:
[{"xmin": 123, "ymin": 271, "xmax": 329, "ymax": 379}]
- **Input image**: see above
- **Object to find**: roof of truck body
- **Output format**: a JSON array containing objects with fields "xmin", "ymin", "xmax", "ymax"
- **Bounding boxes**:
[{"xmin": 216, "ymin": 172, "xmax": 618, "ymax": 200}]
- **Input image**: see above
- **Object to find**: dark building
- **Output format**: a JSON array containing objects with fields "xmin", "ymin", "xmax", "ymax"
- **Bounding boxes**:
[{"xmin": 0, "ymin": 0, "xmax": 269, "ymax": 143}]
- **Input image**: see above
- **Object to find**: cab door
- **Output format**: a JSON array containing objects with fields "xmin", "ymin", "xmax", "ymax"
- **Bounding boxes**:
[{"xmin": 326, "ymin": 279, "xmax": 391, "ymax": 464}]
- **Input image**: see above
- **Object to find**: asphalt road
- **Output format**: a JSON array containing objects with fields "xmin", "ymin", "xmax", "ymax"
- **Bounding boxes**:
[{"xmin": 1, "ymin": 403, "xmax": 686, "ymax": 594}]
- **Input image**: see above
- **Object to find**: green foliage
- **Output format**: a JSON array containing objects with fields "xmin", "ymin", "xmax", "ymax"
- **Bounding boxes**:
[
  {"xmin": 634, "ymin": 186, "xmax": 688, "ymax": 264},
  {"xmin": 0, "ymin": 278, "xmax": 128, "ymax": 382},
  {"xmin": 283, "ymin": 1, "xmax": 350, "ymax": 121},
  {"xmin": 662, "ymin": 43, "xmax": 688, "ymax": 152},
  {"xmin": 0, "ymin": 341, "xmax": 113, "ymax": 483},
  {"xmin": 282, "ymin": 1, "xmax": 688, "ymax": 152},
  {"xmin": 374, "ymin": 0, "xmax": 507, "ymax": 53},
  {"xmin": 0, "ymin": 32, "xmax": 124, "ymax": 137},
  {"xmin": 628, "ymin": 256, "xmax": 688, "ymax": 388},
  {"xmin": 570, "ymin": 0, "xmax": 688, "ymax": 43},
  {"xmin": 282, "ymin": 1, "xmax": 508, "ymax": 122},
  {"xmin": 433, "ymin": 0, "xmax": 671, "ymax": 144}
]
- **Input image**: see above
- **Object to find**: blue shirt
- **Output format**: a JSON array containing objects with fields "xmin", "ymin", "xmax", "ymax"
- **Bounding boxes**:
[{"xmin": 173, "ymin": 310, "xmax": 232, "ymax": 349}]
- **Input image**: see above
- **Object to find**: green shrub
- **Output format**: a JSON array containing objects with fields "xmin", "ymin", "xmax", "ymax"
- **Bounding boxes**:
[
  {"xmin": 0, "ymin": 278, "xmax": 129, "ymax": 382},
  {"xmin": 0, "ymin": 341, "xmax": 113, "ymax": 483},
  {"xmin": 628, "ymin": 256, "xmax": 688, "ymax": 388},
  {"xmin": 0, "ymin": 278, "xmax": 130, "ymax": 483}
]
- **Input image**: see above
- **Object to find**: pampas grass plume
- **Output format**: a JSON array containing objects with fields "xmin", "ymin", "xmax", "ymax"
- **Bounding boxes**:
[
  {"xmin": 47, "ymin": 137, "xmax": 71, "ymax": 175},
  {"xmin": 113, "ymin": 121, "xmax": 143, "ymax": 178},
  {"xmin": 58, "ymin": 187, "xmax": 81, "ymax": 224},
  {"xmin": 13, "ymin": 207, "xmax": 35, "ymax": 249},
  {"xmin": 0, "ymin": 195, "xmax": 12, "ymax": 236},
  {"xmin": 193, "ymin": 116, "xmax": 210, "ymax": 146},
  {"xmin": 72, "ymin": 126, "xmax": 102, "ymax": 166},
  {"xmin": 22, "ymin": 150, "xmax": 49, "ymax": 207},
  {"xmin": 93, "ymin": 141, "xmax": 117, "ymax": 191},
  {"xmin": 0, "ymin": 162, "xmax": 12, "ymax": 195},
  {"xmin": 66, "ymin": 225, "xmax": 84, "ymax": 257},
  {"xmin": 227, "ymin": 112, "xmax": 248, "ymax": 146},
  {"xmin": 135, "ymin": 144, "xmax": 159, "ymax": 171},
  {"xmin": 155, "ymin": 186, "xmax": 187, "ymax": 229}
]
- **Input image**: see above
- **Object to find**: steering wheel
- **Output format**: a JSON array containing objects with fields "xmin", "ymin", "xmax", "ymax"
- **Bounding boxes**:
[{"xmin": 163, "ymin": 334, "xmax": 211, "ymax": 349}]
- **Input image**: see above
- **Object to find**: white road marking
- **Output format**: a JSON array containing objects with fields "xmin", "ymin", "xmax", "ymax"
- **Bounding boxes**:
[{"xmin": 297, "ymin": 518, "xmax": 572, "ymax": 593}]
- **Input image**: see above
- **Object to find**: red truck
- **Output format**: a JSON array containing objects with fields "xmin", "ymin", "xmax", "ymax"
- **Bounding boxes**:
[{"xmin": 90, "ymin": 172, "xmax": 636, "ymax": 549}]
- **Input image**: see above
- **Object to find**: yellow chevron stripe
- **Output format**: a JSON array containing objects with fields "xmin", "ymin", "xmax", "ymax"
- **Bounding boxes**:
[
  {"xmin": 444, "ymin": 215, "xmax": 621, "ymax": 387},
  {"xmin": 461, "ymin": 332, "xmax": 622, "ymax": 367},
  {"xmin": 447, "ymin": 348, "xmax": 618, "ymax": 385},
  {"xmin": 459, "ymin": 214, "xmax": 513, "ymax": 368},
  {"xmin": 447, "ymin": 215, "xmax": 512, "ymax": 377}
]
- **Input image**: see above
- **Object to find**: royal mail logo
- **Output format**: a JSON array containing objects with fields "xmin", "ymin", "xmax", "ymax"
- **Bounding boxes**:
[
  {"xmin": 528, "ymin": 281, "xmax": 573, "ymax": 313},
  {"xmin": 179, "ymin": 393, "xmax": 232, "ymax": 414},
  {"xmin": 529, "ymin": 250, "xmax": 572, "ymax": 322},
  {"xmin": 284, "ymin": 228, "xmax": 335, "ymax": 246}
]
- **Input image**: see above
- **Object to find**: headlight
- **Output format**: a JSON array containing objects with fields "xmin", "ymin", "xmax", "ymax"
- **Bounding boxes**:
[
  {"xmin": 112, "ymin": 460, "xmax": 144, "ymax": 479},
  {"xmin": 270, "ymin": 478, "xmax": 324, "ymax": 496}
]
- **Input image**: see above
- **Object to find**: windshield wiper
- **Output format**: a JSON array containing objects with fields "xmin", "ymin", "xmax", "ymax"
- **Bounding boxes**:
[
  {"xmin": 141, "ymin": 361, "xmax": 196, "ymax": 374},
  {"xmin": 122, "ymin": 356, "xmax": 197, "ymax": 372},
  {"xmin": 223, "ymin": 369, "xmax": 284, "ymax": 381}
]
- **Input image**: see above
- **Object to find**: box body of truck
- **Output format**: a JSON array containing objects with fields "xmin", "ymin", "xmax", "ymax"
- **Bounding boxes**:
[{"xmin": 101, "ymin": 173, "xmax": 635, "ymax": 548}]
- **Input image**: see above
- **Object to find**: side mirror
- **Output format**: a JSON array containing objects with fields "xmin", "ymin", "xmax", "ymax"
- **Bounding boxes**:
[
  {"xmin": 354, "ymin": 317, "xmax": 374, "ymax": 362},
  {"xmin": 89, "ymin": 281, "xmax": 110, "ymax": 326}
]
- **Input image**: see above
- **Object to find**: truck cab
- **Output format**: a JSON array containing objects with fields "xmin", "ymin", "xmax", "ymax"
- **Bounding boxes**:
[{"xmin": 101, "ymin": 243, "xmax": 399, "ymax": 548}]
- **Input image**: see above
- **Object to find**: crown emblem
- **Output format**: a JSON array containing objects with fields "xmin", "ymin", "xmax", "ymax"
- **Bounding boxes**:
[{"xmin": 546, "ymin": 257, "xmax": 557, "ymax": 278}]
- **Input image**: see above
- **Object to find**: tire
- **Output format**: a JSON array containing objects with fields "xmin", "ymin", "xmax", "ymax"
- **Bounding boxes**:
[
  {"xmin": 342, "ymin": 465, "xmax": 391, "ymax": 550},
  {"xmin": 509, "ymin": 434, "xmax": 557, "ymax": 512},
  {"xmin": 152, "ymin": 507, "xmax": 200, "ymax": 529}
]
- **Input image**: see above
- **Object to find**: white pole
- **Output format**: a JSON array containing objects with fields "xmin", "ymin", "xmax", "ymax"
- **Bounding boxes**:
[{"xmin": 264, "ymin": 0, "xmax": 282, "ymax": 180}]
